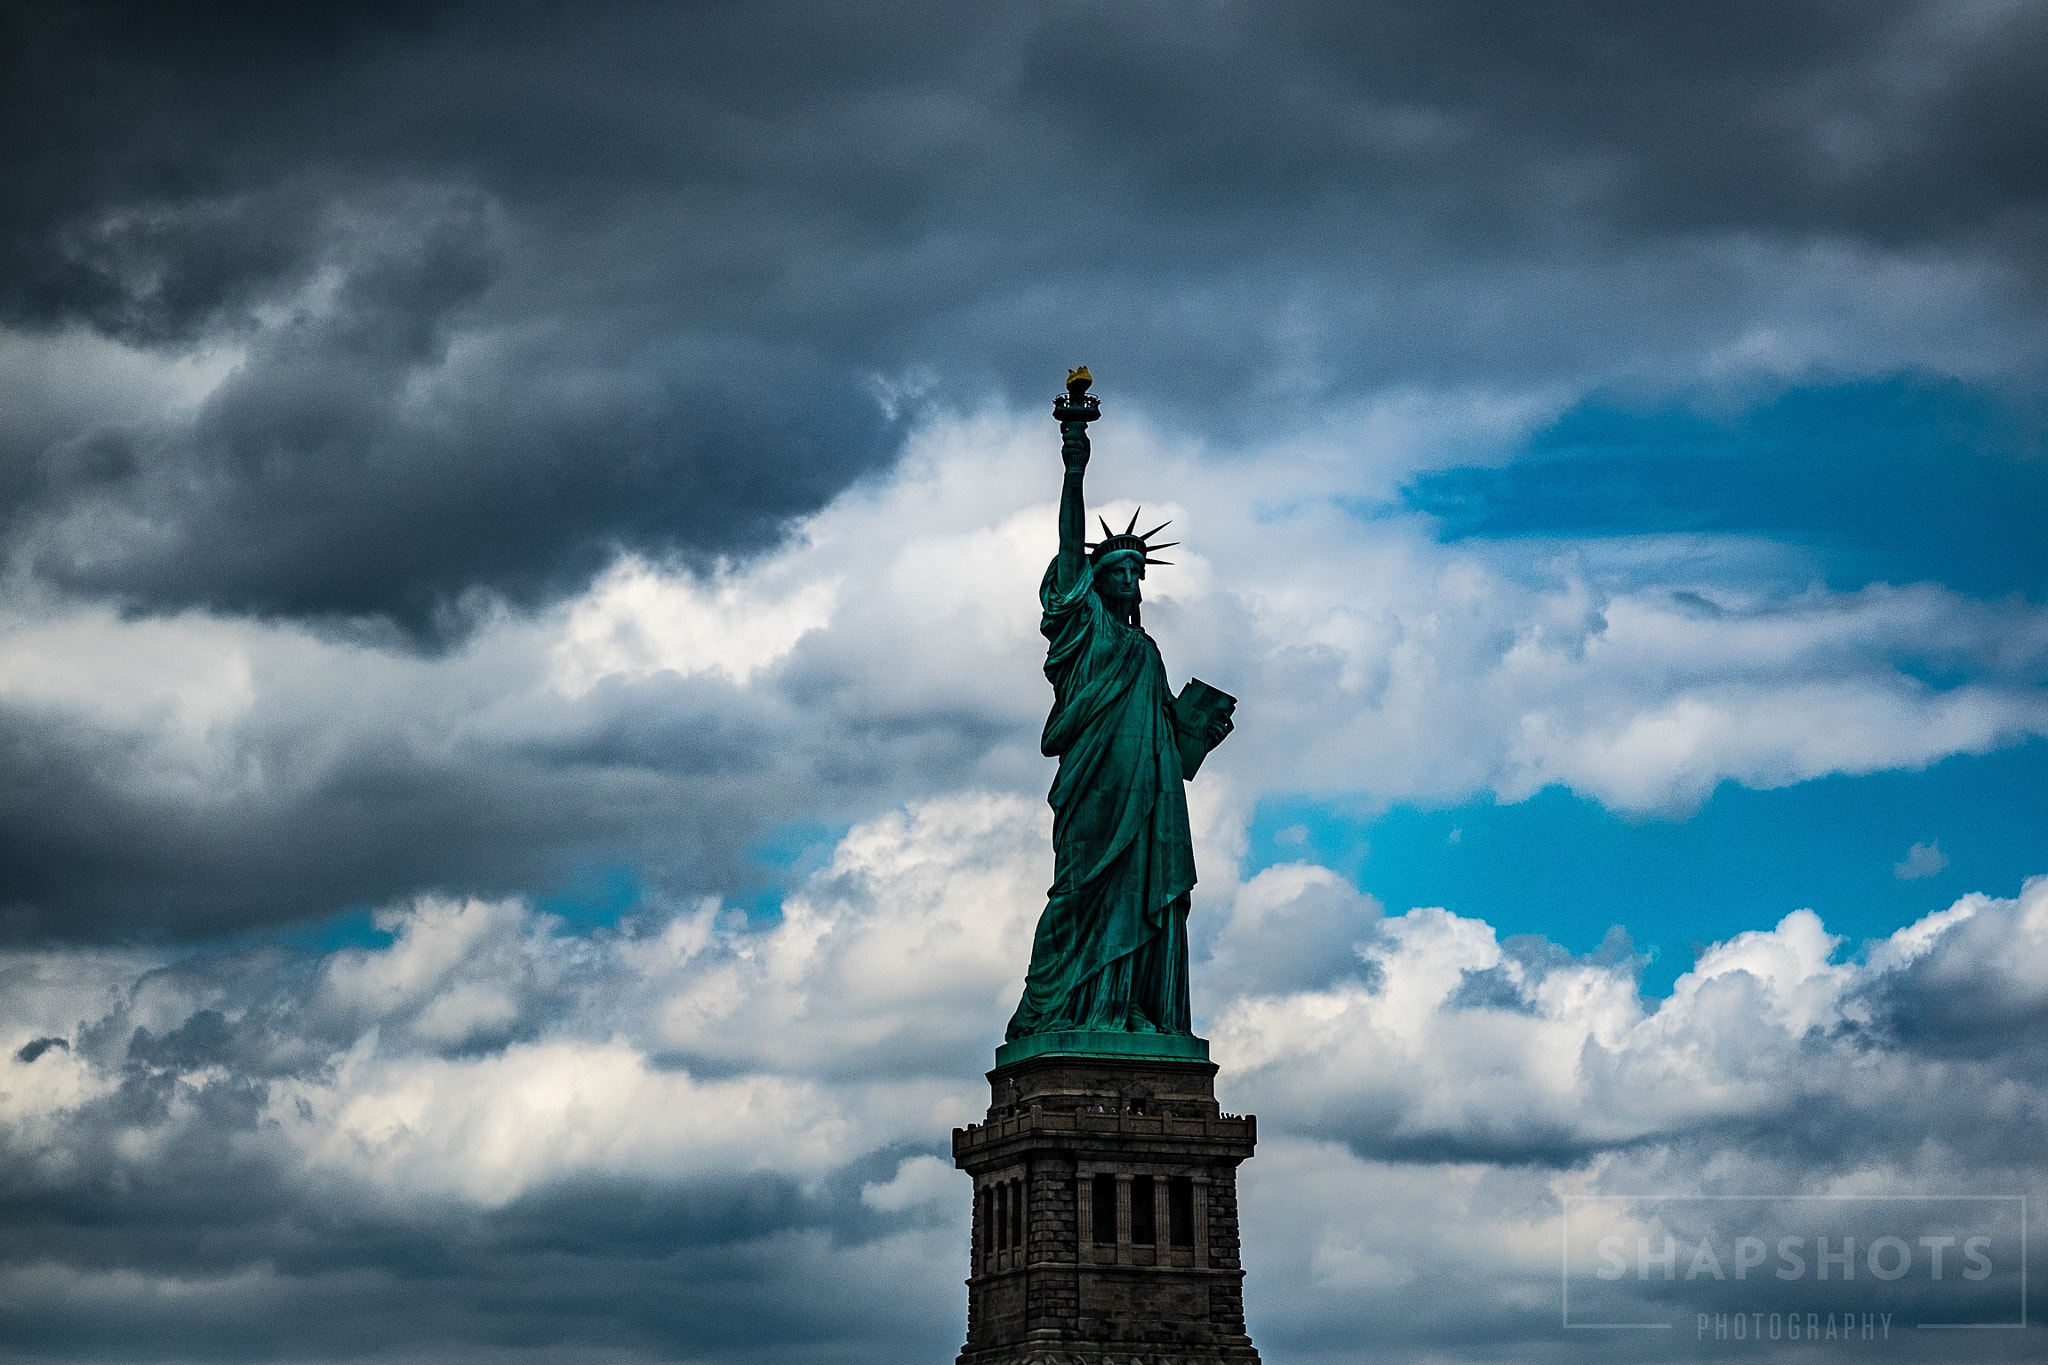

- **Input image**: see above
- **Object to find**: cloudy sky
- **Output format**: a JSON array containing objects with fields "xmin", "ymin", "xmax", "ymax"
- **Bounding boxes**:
[{"xmin": 3, "ymin": 2, "xmax": 2045, "ymax": 1361}]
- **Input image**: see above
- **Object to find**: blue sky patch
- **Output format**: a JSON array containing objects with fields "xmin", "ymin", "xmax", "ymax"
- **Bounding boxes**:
[
  {"xmin": 265, "ymin": 905, "xmax": 396, "ymax": 955},
  {"xmin": 536, "ymin": 863, "xmax": 646, "ymax": 929},
  {"xmin": 1245, "ymin": 739, "xmax": 2048, "ymax": 996},
  {"xmin": 735, "ymin": 820, "xmax": 852, "ymax": 923},
  {"xmin": 1405, "ymin": 376, "xmax": 2048, "ymax": 598}
]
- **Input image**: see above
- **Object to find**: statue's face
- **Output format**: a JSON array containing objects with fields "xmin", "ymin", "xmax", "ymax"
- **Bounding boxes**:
[{"xmin": 1097, "ymin": 556, "xmax": 1142, "ymax": 608}]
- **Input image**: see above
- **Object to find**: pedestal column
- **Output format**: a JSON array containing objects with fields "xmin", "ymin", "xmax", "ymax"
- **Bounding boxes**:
[{"xmin": 953, "ymin": 1041, "xmax": 1261, "ymax": 1365}]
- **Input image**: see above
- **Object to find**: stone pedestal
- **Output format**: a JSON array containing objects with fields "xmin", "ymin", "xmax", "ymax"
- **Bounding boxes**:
[{"xmin": 952, "ymin": 1042, "xmax": 1261, "ymax": 1365}]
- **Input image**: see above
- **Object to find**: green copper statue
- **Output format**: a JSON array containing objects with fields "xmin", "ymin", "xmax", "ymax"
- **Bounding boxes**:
[{"xmin": 1006, "ymin": 370, "xmax": 1237, "ymax": 1048}]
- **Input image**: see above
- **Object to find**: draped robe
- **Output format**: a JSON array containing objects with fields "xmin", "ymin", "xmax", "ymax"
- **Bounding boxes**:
[{"xmin": 1006, "ymin": 554, "xmax": 1195, "ymax": 1039}]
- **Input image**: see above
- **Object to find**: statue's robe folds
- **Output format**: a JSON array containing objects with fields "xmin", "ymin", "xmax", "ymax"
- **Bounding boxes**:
[{"xmin": 1007, "ymin": 555, "xmax": 1194, "ymax": 1039}]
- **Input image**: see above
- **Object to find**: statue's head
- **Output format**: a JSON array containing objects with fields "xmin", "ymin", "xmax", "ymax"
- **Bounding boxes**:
[
  {"xmin": 1086, "ymin": 511, "xmax": 1176, "ymax": 624},
  {"xmin": 1095, "ymin": 550, "xmax": 1144, "ymax": 610}
]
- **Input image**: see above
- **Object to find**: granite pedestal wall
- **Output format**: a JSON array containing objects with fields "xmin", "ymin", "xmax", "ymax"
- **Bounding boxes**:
[{"xmin": 952, "ymin": 1040, "xmax": 1260, "ymax": 1365}]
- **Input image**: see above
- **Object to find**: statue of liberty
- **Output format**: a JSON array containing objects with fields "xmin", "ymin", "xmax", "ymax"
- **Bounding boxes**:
[{"xmin": 1005, "ymin": 369, "xmax": 1236, "ymax": 1052}]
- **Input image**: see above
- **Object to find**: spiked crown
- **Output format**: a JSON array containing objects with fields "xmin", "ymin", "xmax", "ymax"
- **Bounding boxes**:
[{"xmin": 1087, "ymin": 508, "xmax": 1177, "ymax": 571}]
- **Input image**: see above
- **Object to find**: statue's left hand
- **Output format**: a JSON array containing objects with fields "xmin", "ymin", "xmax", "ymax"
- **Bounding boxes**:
[{"xmin": 1204, "ymin": 713, "xmax": 1234, "ymax": 748}]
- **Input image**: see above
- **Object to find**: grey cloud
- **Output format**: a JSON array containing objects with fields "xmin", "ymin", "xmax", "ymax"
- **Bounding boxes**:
[
  {"xmin": 1206, "ymin": 866, "xmax": 1385, "ymax": 997},
  {"xmin": 15, "ymin": 191, "xmax": 901, "ymax": 632},
  {"xmin": 3, "ymin": 1, "xmax": 2045, "ymax": 630},
  {"xmin": 1444, "ymin": 963, "xmax": 1537, "ymax": 1014},
  {"xmin": 1847, "ymin": 889, "xmax": 2048, "ymax": 1064},
  {"xmin": 0, "ymin": 650, "xmax": 997, "ymax": 940},
  {"xmin": 0, "ymin": 1174, "xmax": 955, "ymax": 1365},
  {"xmin": 1215, "ymin": 889, "xmax": 2048, "ymax": 1172},
  {"xmin": 3, "ymin": 9, "xmax": 2046, "ymax": 1352},
  {"xmin": 11, "ymin": 880, "xmax": 2048, "ymax": 1364},
  {"xmin": 11, "ymin": 474, "xmax": 2042, "ymax": 943},
  {"xmin": 1449, "ymin": 927, "xmax": 1644, "ymax": 1013},
  {"xmin": 0, "ymin": 900, "xmax": 976, "ymax": 1365}
]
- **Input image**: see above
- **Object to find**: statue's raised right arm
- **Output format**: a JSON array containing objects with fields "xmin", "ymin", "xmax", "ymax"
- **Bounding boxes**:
[{"xmin": 1056, "ymin": 419, "xmax": 1090, "ymax": 590}]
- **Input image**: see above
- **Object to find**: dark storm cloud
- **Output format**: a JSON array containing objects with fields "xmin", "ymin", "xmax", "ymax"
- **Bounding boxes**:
[
  {"xmin": 3, "ymin": 0, "xmax": 2045, "ymax": 628},
  {"xmin": 13, "ymin": 1036, "xmax": 68, "ymax": 1063},
  {"xmin": 0, "ymin": 1191, "xmax": 959, "ymax": 1365},
  {"xmin": 0, "ymin": 654, "xmax": 999, "ymax": 940},
  {"xmin": 0, "ymin": 1124, "xmax": 939, "ymax": 1365}
]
